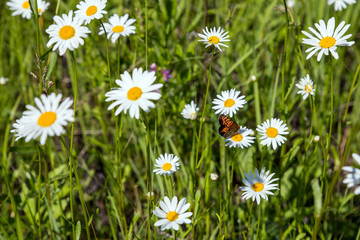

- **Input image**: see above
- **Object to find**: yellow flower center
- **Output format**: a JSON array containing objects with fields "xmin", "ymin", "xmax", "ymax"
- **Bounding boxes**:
[
  {"xmin": 231, "ymin": 133, "xmax": 243, "ymax": 142},
  {"xmin": 208, "ymin": 36, "xmax": 220, "ymax": 44},
  {"xmin": 38, "ymin": 8, "xmax": 42, "ymax": 13},
  {"xmin": 37, "ymin": 112, "xmax": 57, "ymax": 127},
  {"xmin": 266, "ymin": 127, "xmax": 278, "ymax": 138},
  {"xmin": 224, "ymin": 99, "xmax": 235, "ymax": 107},
  {"xmin": 162, "ymin": 163, "xmax": 172, "ymax": 171},
  {"xmin": 22, "ymin": 1, "xmax": 29, "ymax": 9},
  {"xmin": 113, "ymin": 25, "xmax": 125, "ymax": 33},
  {"xmin": 166, "ymin": 211, "xmax": 179, "ymax": 221},
  {"xmin": 319, "ymin": 36, "xmax": 336, "ymax": 48},
  {"xmin": 127, "ymin": 87, "xmax": 142, "ymax": 101},
  {"xmin": 252, "ymin": 182, "xmax": 264, "ymax": 192},
  {"xmin": 86, "ymin": 5, "xmax": 98, "ymax": 16},
  {"xmin": 59, "ymin": 25, "xmax": 75, "ymax": 40},
  {"xmin": 305, "ymin": 85, "xmax": 312, "ymax": 93}
]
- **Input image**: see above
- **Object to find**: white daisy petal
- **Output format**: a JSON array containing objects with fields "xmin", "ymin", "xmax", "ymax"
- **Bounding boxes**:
[
  {"xmin": 302, "ymin": 17, "xmax": 354, "ymax": 61},
  {"xmin": 11, "ymin": 93, "xmax": 74, "ymax": 145},
  {"xmin": 256, "ymin": 118, "xmax": 289, "ymax": 150},
  {"xmin": 46, "ymin": 10, "xmax": 90, "ymax": 56},
  {"xmin": 197, "ymin": 26, "xmax": 230, "ymax": 52},
  {"xmin": 153, "ymin": 196, "xmax": 192, "ymax": 232},
  {"xmin": 99, "ymin": 13, "xmax": 136, "ymax": 41},
  {"xmin": 181, "ymin": 100, "xmax": 200, "ymax": 120},
  {"xmin": 153, "ymin": 153, "xmax": 180, "ymax": 175},
  {"xmin": 240, "ymin": 167, "xmax": 279, "ymax": 204},
  {"xmin": 105, "ymin": 68, "xmax": 162, "ymax": 119}
]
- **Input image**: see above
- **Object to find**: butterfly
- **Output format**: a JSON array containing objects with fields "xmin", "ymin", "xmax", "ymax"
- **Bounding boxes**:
[{"xmin": 218, "ymin": 114, "xmax": 240, "ymax": 138}]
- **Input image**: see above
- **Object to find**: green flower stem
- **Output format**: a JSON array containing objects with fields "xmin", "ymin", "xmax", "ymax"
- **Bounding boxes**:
[
  {"xmin": 145, "ymin": 0, "xmax": 148, "ymax": 69},
  {"xmin": 37, "ymin": 146, "xmax": 42, "ymax": 239},
  {"xmin": 69, "ymin": 51, "xmax": 91, "ymax": 240},
  {"xmin": 281, "ymin": 0, "xmax": 290, "ymax": 109},
  {"xmin": 255, "ymin": 205, "xmax": 261, "ymax": 240},
  {"xmin": 115, "ymin": 114, "xmax": 127, "ymax": 237},
  {"xmin": 326, "ymin": 58, "xmax": 334, "ymax": 154},
  {"xmin": 32, "ymin": 0, "xmax": 42, "ymax": 95},
  {"xmin": 117, "ymin": 38, "xmax": 121, "ymax": 77},
  {"xmin": 253, "ymin": 80, "xmax": 261, "ymax": 126},
  {"xmin": 247, "ymin": 201, "xmax": 254, "ymax": 237},
  {"xmin": 342, "ymin": 61, "xmax": 360, "ymax": 122},
  {"xmin": 99, "ymin": 20, "xmax": 112, "ymax": 87},
  {"xmin": 195, "ymin": 49, "xmax": 215, "ymax": 169},
  {"xmin": 313, "ymin": 121, "xmax": 360, "ymax": 240}
]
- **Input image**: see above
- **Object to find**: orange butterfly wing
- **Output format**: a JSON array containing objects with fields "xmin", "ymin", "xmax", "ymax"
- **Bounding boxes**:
[{"xmin": 218, "ymin": 114, "xmax": 240, "ymax": 138}]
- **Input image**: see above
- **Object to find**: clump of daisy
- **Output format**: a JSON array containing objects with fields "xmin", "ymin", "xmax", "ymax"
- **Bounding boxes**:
[
  {"xmin": 99, "ymin": 13, "xmax": 136, "ymax": 43},
  {"xmin": 224, "ymin": 127, "xmax": 255, "ymax": 149},
  {"xmin": 11, "ymin": 93, "xmax": 74, "ymax": 145},
  {"xmin": 46, "ymin": 10, "xmax": 91, "ymax": 56},
  {"xmin": 328, "ymin": 0, "xmax": 356, "ymax": 11},
  {"xmin": 256, "ymin": 118, "xmax": 289, "ymax": 150},
  {"xmin": 240, "ymin": 168, "xmax": 279, "ymax": 204},
  {"xmin": 0, "ymin": 77, "xmax": 9, "ymax": 85},
  {"xmin": 302, "ymin": 17, "xmax": 355, "ymax": 61},
  {"xmin": 342, "ymin": 153, "xmax": 360, "ymax": 195},
  {"xmin": 181, "ymin": 100, "xmax": 199, "ymax": 120},
  {"xmin": 153, "ymin": 153, "xmax": 180, "ymax": 176},
  {"xmin": 74, "ymin": 0, "xmax": 107, "ymax": 25},
  {"xmin": 105, "ymin": 68, "xmax": 163, "ymax": 119},
  {"xmin": 153, "ymin": 196, "xmax": 192, "ymax": 231},
  {"xmin": 210, "ymin": 173, "xmax": 219, "ymax": 181},
  {"xmin": 198, "ymin": 26, "xmax": 230, "ymax": 52},
  {"xmin": 295, "ymin": 74, "xmax": 315, "ymax": 100},
  {"xmin": 212, "ymin": 89, "xmax": 246, "ymax": 117},
  {"xmin": 6, "ymin": 0, "xmax": 49, "ymax": 19}
]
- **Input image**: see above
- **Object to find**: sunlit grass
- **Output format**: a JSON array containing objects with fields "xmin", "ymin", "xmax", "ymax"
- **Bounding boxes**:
[{"xmin": 1, "ymin": 0, "xmax": 360, "ymax": 239}]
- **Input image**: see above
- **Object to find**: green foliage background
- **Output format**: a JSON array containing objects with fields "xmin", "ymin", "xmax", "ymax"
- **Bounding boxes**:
[{"xmin": 0, "ymin": 0, "xmax": 360, "ymax": 239}]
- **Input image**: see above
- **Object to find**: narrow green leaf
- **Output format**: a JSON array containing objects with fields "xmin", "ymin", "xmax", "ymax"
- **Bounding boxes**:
[{"xmin": 75, "ymin": 221, "xmax": 81, "ymax": 240}]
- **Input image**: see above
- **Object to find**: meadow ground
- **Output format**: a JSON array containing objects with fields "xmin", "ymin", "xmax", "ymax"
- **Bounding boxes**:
[{"xmin": 1, "ymin": 0, "xmax": 360, "ymax": 239}]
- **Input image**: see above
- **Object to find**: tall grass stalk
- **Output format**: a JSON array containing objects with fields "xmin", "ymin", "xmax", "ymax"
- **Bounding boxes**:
[
  {"xmin": 255, "ymin": 205, "xmax": 261, "ymax": 240},
  {"xmin": 99, "ymin": 20, "xmax": 112, "ymax": 87},
  {"xmin": 195, "ymin": 48, "xmax": 215, "ymax": 170},
  {"xmin": 32, "ymin": 0, "xmax": 42, "ymax": 95},
  {"xmin": 37, "ymin": 146, "xmax": 42, "ymax": 239},
  {"xmin": 342, "ymin": 62, "xmax": 360, "ymax": 122},
  {"xmin": 69, "ymin": 51, "xmax": 91, "ymax": 239}
]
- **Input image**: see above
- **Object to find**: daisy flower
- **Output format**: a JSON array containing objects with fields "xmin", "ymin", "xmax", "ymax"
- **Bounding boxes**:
[
  {"xmin": 7, "ymin": 0, "xmax": 32, "ymax": 19},
  {"xmin": 36, "ymin": 0, "xmax": 50, "ymax": 16},
  {"xmin": 198, "ymin": 26, "xmax": 230, "ymax": 52},
  {"xmin": 295, "ymin": 74, "xmax": 315, "ymax": 100},
  {"xmin": 212, "ymin": 89, "xmax": 247, "ymax": 117},
  {"xmin": 181, "ymin": 100, "xmax": 199, "ymax": 120},
  {"xmin": 6, "ymin": 0, "xmax": 49, "ymax": 19},
  {"xmin": 240, "ymin": 168, "xmax": 279, "ymax": 204},
  {"xmin": 0, "ymin": 77, "xmax": 9, "ymax": 85},
  {"xmin": 99, "ymin": 14, "xmax": 136, "ymax": 43},
  {"xmin": 328, "ymin": 0, "xmax": 356, "ymax": 11},
  {"xmin": 153, "ymin": 196, "xmax": 192, "ymax": 231},
  {"xmin": 11, "ymin": 93, "xmax": 74, "ymax": 145},
  {"xmin": 286, "ymin": 0, "xmax": 295, "ymax": 8},
  {"xmin": 46, "ymin": 11, "xmax": 91, "ymax": 56},
  {"xmin": 74, "ymin": 0, "xmax": 107, "ymax": 25},
  {"xmin": 342, "ymin": 153, "xmax": 360, "ymax": 195},
  {"xmin": 153, "ymin": 153, "xmax": 180, "ymax": 176},
  {"xmin": 256, "ymin": 118, "xmax": 289, "ymax": 150},
  {"xmin": 105, "ymin": 68, "xmax": 162, "ymax": 119},
  {"xmin": 224, "ymin": 127, "xmax": 255, "ymax": 149},
  {"xmin": 302, "ymin": 17, "xmax": 355, "ymax": 61},
  {"xmin": 210, "ymin": 173, "xmax": 219, "ymax": 181}
]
